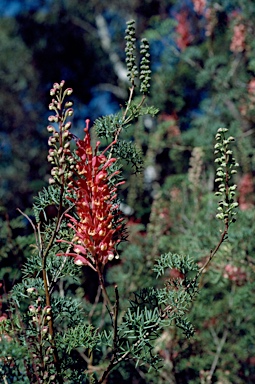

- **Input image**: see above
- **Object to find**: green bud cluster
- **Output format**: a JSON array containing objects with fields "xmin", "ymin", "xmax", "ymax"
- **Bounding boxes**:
[
  {"xmin": 125, "ymin": 20, "xmax": 138, "ymax": 84},
  {"xmin": 47, "ymin": 81, "xmax": 75, "ymax": 186},
  {"xmin": 125, "ymin": 20, "xmax": 152, "ymax": 97},
  {"xmin": 214, "ymin": 128, "xmax": 239, "ymax": 225},
  {"xmin": 140, "ymin": 38, "xmax": 151, "ymax": 94}
]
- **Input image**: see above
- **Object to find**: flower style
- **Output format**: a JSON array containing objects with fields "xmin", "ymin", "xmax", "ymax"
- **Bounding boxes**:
[{"xmin": 58, "ymin": 120, "xmax": 125, "ymax": 271}]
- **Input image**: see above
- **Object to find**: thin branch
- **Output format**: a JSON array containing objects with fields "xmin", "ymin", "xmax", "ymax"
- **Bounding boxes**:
[
  {"xmin": 198, "ymin": 227, "xmax": 228, "ymax": 276},
  {"xmin": 88, "ymin": 285, "xmax": 102, "ymax": 322},
  {"xmin": 113, "ymin": 285, "xmax": 119, "ymax": 352},
  {"xmin": 95, "ymin": 14, "xmax": 128, "ymax": 84},
  {"xmin": 16, "ymin": 208, "xmax": 39, "ymax": 246},
  {"xmin": 97, "ymin": 267, "xmax": 112, "ymax": 310},
  {"xmin": 70, "ymin": 16, "xmax": 97, "ymax": 36},
  {"xmin": 207, "ymin": 328, "xmax": 228, "ymax": 382}
]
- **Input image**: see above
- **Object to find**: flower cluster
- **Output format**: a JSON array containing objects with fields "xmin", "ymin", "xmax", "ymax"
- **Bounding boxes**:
[
  {"xmin": 47, "ymin": 81, "xmax": 75, "ymax": 186},
  {"xmin": 59, "ymin": 120, "xmax": 125, "ymax": 271},
  {"xmin": 214, "ymin": 128, "xmax": 239, "ymax": 225},
  {"xmin": 140, "ymin": 38, "xmax": 151, "ymax": 95},
  {"xmin": 125, "ymin": 20, "xmax": 138, "ymax": 84},
  {"xmin": 188, "ymin": 146, "xmax": 204, "ymax": 191}
]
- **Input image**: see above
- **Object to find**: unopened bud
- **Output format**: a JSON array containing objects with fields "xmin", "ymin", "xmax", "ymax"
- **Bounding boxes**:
[
  {"xmin": 66, "ymin": 88, "xmax": 73, "ymax": 95},
  {"xmin": 29, "ymin": 305, "xmax": 36, "ymax": 313},
  {"xmin": 27, "ymin": 287, "xmax": 37, "ymax": 294},
  {"xmin": 48, "ymin": 137, "xmax": 56, "ymax": 145},
  {"xmin": 47, "ymin": 125, "xmax": 55, "ymax": 133},
  {"xmin": 62, "ymin": 130, "xmax": 69, "ymax": 138},
  {"xmin": 44, "ymin": 306, "xmax": 51, "ymax": 314},
  {"xmin": 65, "ymin": 101, "xmax": 73, "ymax": 108},
  {"xmin": 67, "ymin": 108, "xmax": 73, "ymax": 116},
  {"xmin": 64, "ymin": 121, "xmax": 72, "ymax": 130},
  {"xmin": 43, "ymin": 370, "xmax": 49, "ymax": 378},
  {"xmin": 48, "ymin": 115, "xmax": 56, "ymax": 122}
]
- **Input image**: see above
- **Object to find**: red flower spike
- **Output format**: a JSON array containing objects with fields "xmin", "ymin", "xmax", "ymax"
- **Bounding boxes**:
[{"xmin": 58, "ymin": 120, "xmax": 125, "ymax": 271}]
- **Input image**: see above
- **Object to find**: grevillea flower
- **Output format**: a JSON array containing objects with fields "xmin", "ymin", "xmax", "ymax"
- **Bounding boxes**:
[{"xmin": 58, "ymin": 119, "xmax": 125, "ymax": 271}]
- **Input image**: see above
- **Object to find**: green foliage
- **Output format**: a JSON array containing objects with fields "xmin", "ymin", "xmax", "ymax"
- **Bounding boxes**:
[
  {"xmin": 1, "ymin": 2, "xmax": 255, "ymax": 383},
  {"xmin": 61, "ymin": 323, "xmax": 99, "ymax": 354}
]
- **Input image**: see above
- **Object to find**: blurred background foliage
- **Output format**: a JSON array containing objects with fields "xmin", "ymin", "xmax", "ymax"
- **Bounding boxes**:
[{"xmin": 1, "ymin": 0, "xmax": 255, "ymax": 382}]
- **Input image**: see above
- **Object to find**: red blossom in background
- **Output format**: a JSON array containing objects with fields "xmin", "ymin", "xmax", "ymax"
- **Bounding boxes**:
[
  {"xmin": 58, "ymin": 120, "xmax": 125, "ymax": 271},
  {"xmin": 192, "ymin": 0, "xmax": 206, "ymax": 15},
  {"xmin": 238, "ymin": 173, "xmax": 254, "ymax": 210},
  {"xmin": 230, "ymin": 22, "xmax": 246, "ymax": 53},
  {"xmin": 175, "ymin": 10, "xmax": 194, "ymax": 51},
  {"xmin": 248, "ymin": 78, "xmax": 255, "ymax": 94},
  {"xmin": 223, "ymin": 264, "xmax": 247, "ymax": 286},
  {"xmin": 159, "ymin": 113, "xmax": 181, "ymax": 139},
  {"xmin": 205, "ymin": 7, "xmax": 217, "ymax": 37},
  {"xmin": 248, "ymin": 78, "xmax": 255, "ymax": 106}
]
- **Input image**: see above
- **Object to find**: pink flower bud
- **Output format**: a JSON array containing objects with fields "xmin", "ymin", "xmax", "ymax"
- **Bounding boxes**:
[
  {"xmin": 29, "ymin": 305, "xmax": 36, "ymax": 313},
  {"xmin": 66, "ymin": 88, "xmax": 73, "ymax": 95},
  {"xmin": 47, "ymin": 125, "xmax": 55, "ymax": 132},
  {"xmin": 62, "ymin": 131, "xmax": 69, "ymax": 138},
  {"xmin": 64, "ymin": 121, "xmax": 72, "ymax": 130},
  {"xmin": 44, "ymin": 306, "xmax": 51, "ymax": 314},
  {"xmin": 49, "ymin": 178, "xmax": 56, "ymax": 185},
  {"xmin": 66, "ymin": 108, "xmax": 73, "ymax": 116}
]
